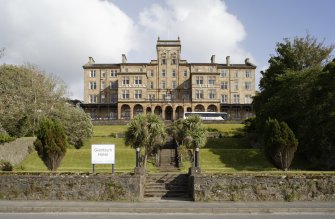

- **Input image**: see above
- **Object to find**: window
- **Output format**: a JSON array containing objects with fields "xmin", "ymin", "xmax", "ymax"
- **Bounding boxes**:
[
  {"xmin": 150, "ymin": 70, "xmax": 154, "ymax": 77},
  {"xmin": 135, "ymin": 76, "xmax": 142, "ymax": 85},
  {"xmin": 196, "ymin": 76, "xmax": 203, "ymax": 85},
  {"xmin": 172, "ymin": 81, "xmax": 177, "ymax": 89},
  {"xmin": 162, "ymin": 94, "xmax": 166, "ymax": 100},
  {"xmin": 160, "ymin": 80, "xmax": 166, "ymax": 89},
  {"xmin": 245, "ymin": 70, "xmax": 251, "ymax": 78},
  {"xmin": 89, "ymin": 81, "xmax": 97, "ymax": 90},
  {"xmin": 110, "ymin": 81, "xmax": 118, "ymax": 89},
  {"xmin": 135, "ymin": 90, "xmax": 142, "ymax": 99},
  {"xmin": 209, "ymin": 89, "xmax": 216, "ymax": 99},
  {"xmin": 233, "ymin": 94, "xmax": 240, "ymax": 103},
  {"xmin": 101, "ymin": 94, "xmax": 105, "ymax": 103},
  {"xmin": 148, "ymin": 94, "xmax": 155, "ymax": 100},
  {"xmin": 139, "ymin": 68, "xmax": 143, "ymax": 72},
  {"xmin": 89, "ymin": 95, "xmax": 97, "ymax": 103},
  {"xmin": 101, "ymin": 81, "xmax": 105, "ymax": 89},
  {"xmin": 150, "ymin": 81, "xmax": 154, "ymax": 89},
  {"xmin": 110, "ymin": 94, "xmax": 117, "ymax": 103},
  {"xmin": 161, "ymin": 59, "xmax": 166, "ymax": 64},
  {"xmin": 172, "ymin": 69, "xmax": 176, "ymax": 77},
  {"xmin": 209, "ymin": 68, "xmax": 213, "ymax": 72},
  {"xmin": 234, "ymin": 70, "xmax": 239, "ymax": 78},
  {"xmin": 89, "ymin": 70, "xmax": 96, "ymax": 78},
  {"xmin": 182, "ymin": 94, "xmax": 189, "ymax": 100},
  {"xmin": 125, "ymin": 68, "xmax": 128, "ymax": 72},
  {"xmin": 110, "ymin": 70, "xmax": 117, "ymax": 77},
  {"xmin": 221, "ymin": 95, "xmax": 228, "ymax": 103},
  {"xmin": 220, "ymin": 69, "xmax": 227, "ymax": 77},
  {"xmin": 245, "ymin": 95, "xmax": 252, "ymax": 104},
  {"xmin": 184, "ymin": 70, "xmax": 188, "ymax": 77},
  {"xmin": 221, "ymin": 81, "xmax": 228, "ymax": 90},
  {"xmin": 122, "ymin": 90, "xmax": 129, "ymax": 99},
  {"xmin": 195, "ymin": 68, "xmax": 199, "ymax": 72},
  {"xmin": 208, "ymin": 76, "xmax": 215, "ymax": 85},
  {"xmin": 161, "ymin": 69, "xmax": 166, "ymax": 77},
  {"xmin": 183, "ymin": 81, "xmax": 189, "ymax": 89},
  {"xmin": 102, "ymin": 72, "xmax": 106, "ymax": 78},
  {"xmin": 196, "ymin": 90, "xmax": 204, "ymax": 99},
  {"xmin": 122, "ymin": 76, "xmax": 129, "ymax": 85},
  {"xmin": 234, "ymin": 82, "xmax": 239, "ymax": 90},
  {"xmin": 172, "ymin": 58, "xmax": 176, "ymax": 65},
  {"xmin": 245, "ymin": 82, "xmax": 252, "ymax": 90}
]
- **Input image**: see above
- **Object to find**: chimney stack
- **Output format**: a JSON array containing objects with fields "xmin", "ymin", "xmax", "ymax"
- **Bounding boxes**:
[
  {"xmin": 245, "ymin": 58, "xmax": 250, "ymax": 64},
  {"xmin": 88, "ymin": 57, "xmax": 95, "ymax": 65},
  {"xmin": 211, "ymin": 55, "xmax": 216, "ymax": 64},
  {"xmin": 122, "ymin": 54, "xmax": 127, "ymax": 63},
  {"xmin": 226, "ymin": 56, "xmax": 230, "ymax": 66}
]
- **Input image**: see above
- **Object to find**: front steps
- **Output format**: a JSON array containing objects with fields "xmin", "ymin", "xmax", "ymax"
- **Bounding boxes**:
[{"xmin": 144, "ymin": 173, "xmax": 191, "ymax": 200}]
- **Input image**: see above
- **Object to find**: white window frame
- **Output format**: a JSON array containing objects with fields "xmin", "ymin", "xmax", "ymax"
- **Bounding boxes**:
[
  {"xmin": 122, "ymin": 76, "xmax": 129, "ymax": 85},
  {"xmin": 209, "ymin": 89, "xmax": 216, "ymax": 99},
  {"xmin": 196, "ymin": 76, "xmax": 203, "ymax": 85},
  {"xmin": 135, "ymin": 76, "xmax": 142, "ymax": 85},
  {"xmin": 196, "ymin": 90, "xmax": 204, "ymax": 99},
  {"xmin": 90, "ymin": 70, "xmax": 96, "ymax": 78},
  {"xmin": 89, "ymin": 81, "xmax": 97, "ymax": 90},
  {"xmin": 122, "ymin": 90, "xmax": 129, "ymax": 99},
  {"xmin": 134, "ymin": 90, "xmax": 142, "ymax": 99}
]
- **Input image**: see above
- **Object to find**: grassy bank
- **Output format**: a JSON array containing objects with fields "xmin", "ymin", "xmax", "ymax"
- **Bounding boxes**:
[{"xmin": 16, "ymin": 124, "xmax": 275, "ymax": 173}]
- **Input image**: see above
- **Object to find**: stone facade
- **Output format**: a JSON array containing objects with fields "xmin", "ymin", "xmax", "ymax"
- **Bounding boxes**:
[
  {"xmin": 82, "ymin": 38, "xmax": 256, "ymax": 121},
  {"xmin": 192, "ymin": 173, "xmax": 335, "ymax": 201},
  {"xmin": 0, "ymin": 173, "xmax": 145, "ymax": 201}
]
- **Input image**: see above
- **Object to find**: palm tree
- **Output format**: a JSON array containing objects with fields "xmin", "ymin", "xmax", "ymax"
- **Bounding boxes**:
[
  {"xmin": 125, "ymin": 113, "xmax": 166, "ymax": 169},
  {"xmin": 166, "ymin": 119, "xmax": 184, "ymax": 147},
  {"xmin": 182, "ymin": 115, "xmax": 208, "ymax": 150}
]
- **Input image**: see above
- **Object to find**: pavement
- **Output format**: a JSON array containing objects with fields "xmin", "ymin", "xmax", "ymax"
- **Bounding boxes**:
[{"xmin": 1, "ymin": 200, "xmax": 335, "ymax": 214}]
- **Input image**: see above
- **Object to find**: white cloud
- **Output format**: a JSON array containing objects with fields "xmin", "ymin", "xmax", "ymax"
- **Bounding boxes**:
[
  {"xmin": 138, "ymin": 0, "xmax": 252, "ymax": 63},
  {"xmin": 0, "ymin": 0, "xmax": 137, "ymax": 99},
  {"xmin": 0, "ymin": 0, "xmax": 252, "ymax": 99}
]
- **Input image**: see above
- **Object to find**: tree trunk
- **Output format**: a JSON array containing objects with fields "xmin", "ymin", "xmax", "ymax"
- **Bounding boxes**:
[{"xmin": 143, "ymin": 148, "xmax": 148, "ymax": 170}]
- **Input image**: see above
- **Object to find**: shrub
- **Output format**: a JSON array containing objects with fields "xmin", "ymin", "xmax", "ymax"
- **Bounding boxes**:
[
  {"xmin": 264, "ymin": 118, "xmax": 298, "ymax": 171},
  {"xmin": 34, "ymin": 118, "xmax": 67, "ymax": 171},
  {"xmin": 0, "ymin": 160, "xmax": 13, "ymax": 171},
  {"xmin": 0, "ymin": 133, "xmax": 15, "ymax": 144}
]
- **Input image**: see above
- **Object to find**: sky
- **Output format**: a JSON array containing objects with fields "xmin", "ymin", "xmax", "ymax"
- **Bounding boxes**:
[{"xmin": 0, "ymin": 0, "xmax": 334, "ymax": 100}]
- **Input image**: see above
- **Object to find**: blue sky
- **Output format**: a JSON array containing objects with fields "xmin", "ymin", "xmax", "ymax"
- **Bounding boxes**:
[{"xmin": 0, "ymin": 0, "xmax": 334, "ymax": 99}]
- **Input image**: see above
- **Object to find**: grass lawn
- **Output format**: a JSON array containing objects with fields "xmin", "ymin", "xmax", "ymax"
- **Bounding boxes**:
[
  {"xmin": 19, "ymin": 137, "xmax": 135, "ymax": 172},
  {"xmin": 200, "ymin": 149, "xmax": 275, "ymax": 172},
  {"xmin": 205, "ymin": 137, "xmax": 250, "ymax": 149},
  {"xmin": 17, "ymin": 124, "xmax": 300, "ymax": 173},
  {"xmin": 93, "ymin": 125, "xmax": 128, "ymax": 137},
  {"xmin": 204, "ymin": 123, "xmax": 244, "ymax": 135}
]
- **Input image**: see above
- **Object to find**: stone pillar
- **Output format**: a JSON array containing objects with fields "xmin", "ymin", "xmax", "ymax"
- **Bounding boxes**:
[{"xmin": 117, "ymin": 105, "xmax": 122, "ymax": 120}]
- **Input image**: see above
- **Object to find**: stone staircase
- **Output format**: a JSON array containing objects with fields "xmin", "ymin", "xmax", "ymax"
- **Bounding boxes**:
[
  {"xmin": 158, "ymin": 148, "xmax": 179, "ymax": 172},
  {"xmin": 144, "ymin": 173, "xmax": 191, "ymax": 200}
]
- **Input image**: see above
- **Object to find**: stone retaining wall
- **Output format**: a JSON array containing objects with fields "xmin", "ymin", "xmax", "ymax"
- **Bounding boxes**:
[
  {"xmin": 0, "ymin": 173, "xmax": 144, "ymax": 201},
  {"xmin": 192, "ymin": 173, "xmax": 335, "ymax": 201},
  {"xmin": 0, "ymin": 137, "xmax": 36, "ymax": 165}
]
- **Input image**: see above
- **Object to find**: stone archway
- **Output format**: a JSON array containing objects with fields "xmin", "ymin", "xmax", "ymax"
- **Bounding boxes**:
[
  {"xmin": 133, "ymin": 104, "xmax": 143, "ymax": 117},
  {"xmin": 175, "ymin": 106, "xmax": 184, "ymax": 120},
  {"xmin": 207, "ymin": 104, "xmax": 218, "ymax": 112},
  {"xmin": 165, "ymin": 106, "xmax": 173, "ymax": 121},
  {"xmin": 154, "ymin": 106, "xmax": 163, "ymax": 118},
  {"xmin": 121, "ymin": 104, "xmax": 131, "ymax": 119},
  {"xmin": 146, "ymin": 107, "xmax": 152, "ymax": 114},
  {"xmin": 194, "ymin": 104, "xmax": 205, "ymax": 112}
]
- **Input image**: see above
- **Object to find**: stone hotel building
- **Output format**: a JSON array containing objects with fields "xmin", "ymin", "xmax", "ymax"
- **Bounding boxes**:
[{"xmin": 82, "ymin": 38, "xmax": 256, "ymax": 121}]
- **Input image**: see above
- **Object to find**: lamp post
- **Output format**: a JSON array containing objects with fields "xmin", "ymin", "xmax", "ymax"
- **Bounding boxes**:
[
  {"xmin": 194, "ymin": 142, "xmax": 200, "ymax": 168},
  {"xmin": 136, "ymin": 147, "xmax": 140, "ymax": 167}
]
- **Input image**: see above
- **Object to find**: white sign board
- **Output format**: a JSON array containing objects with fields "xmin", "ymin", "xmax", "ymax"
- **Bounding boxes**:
[{"xmin": 91, "ymin": 144, "xmax": 115, "ymax": 164}]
